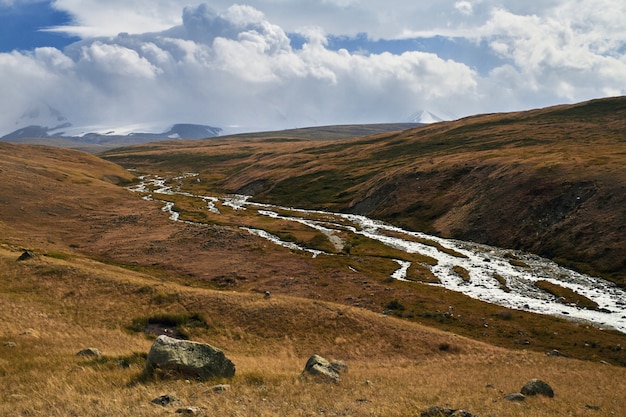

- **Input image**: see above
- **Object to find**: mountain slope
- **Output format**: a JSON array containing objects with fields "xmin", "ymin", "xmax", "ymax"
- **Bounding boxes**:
[
  {"xmin": 102, "ymin": 96, "xmax": 626, "ymax": 286},
  {"xmin": 3, "ymin": 133, "xmax": 625, "ymax": 366},
  {"xmin": 2, "ymin": 116, "xmax": 626, "ymax": 417},
  {"xmin": 0, "ymin": 123, "xmax": 222, "ymax": 152}
]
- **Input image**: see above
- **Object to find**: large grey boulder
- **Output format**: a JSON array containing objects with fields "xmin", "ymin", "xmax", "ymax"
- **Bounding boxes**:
[
  {"xmin": 301, "ymin": 354, "xmax": 343, "ymax": 383},
  {"xmin": 521, "ymin": 379, "xmax": 554, "ymax": 398},
  {"xmin": 145, "ymin": 335, "xmax": 235, "ymax": 380}
]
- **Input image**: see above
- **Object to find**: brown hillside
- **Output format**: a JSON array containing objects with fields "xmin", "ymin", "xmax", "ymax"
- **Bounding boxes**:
[
  {"xmin": 3, "ymin": 245, "xmax": 625, "ymax": 417},
  {"xmin": 0, "ymin": 142, "xmax": 324, "ymax": 286},
  {"xmin": 1, "ymin": 136, "xmax": 626, "ymax": 416},
  {"xmin": 2, "ymin": 131, "xmax": 625, "ymax": 368},
  {"xmin": 103, "ymin": 96, "xmax": 626, "ymax": 286}
]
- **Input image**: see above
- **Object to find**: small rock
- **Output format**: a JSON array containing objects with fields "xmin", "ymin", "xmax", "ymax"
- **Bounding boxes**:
[
  {"xmin": 151, "ymin": 394, "xmax": 181, "ymax": 407},
  {"xmin": 504, "ymin": 392, "xmax": 526, "ymax": 402},
  {"xmin": 76, "ymin": 348, "xmax": 102, "ymax": 358},
  {"xmin": 585, "ymin": 404, "xmax": 601, "ymax": 411},
  {"xmin": 19, "ymin": 329, "xmax": 38, "ymax": 337},
  {"xmin": 546, "ymin": 349, "xmax": 569, "ymax": 357},
  {"xmin": 450, "ymin": 411, "xmax": 475, "ymax": 417},
  {"xmin": 420, "ymin": 406, "xmax": 449, "ymax": 417},
  {"xmin": 302, "ymin": 354, "xmax": 341, "ymax": 383},
  {"xmin": 210, "ymin": 384, "xmax": 230, "ymax": 393},
  {"xmin": 176, "ymin": 406, "xmax": 205, "ymax": 415},
  {"xmin": 16, "ymin": 250, "xmax": 35, "ymax": 261},
  {"xmin": 3, "ymin": 342, "xmax": 17, "ymax": 348},
  {"xmin": 420, "ymin": 406, "xmax": 476, "ymax": 417},
  {"xmin": 521, "ymin": 379, "xmax": 554, "ymax": 398}
]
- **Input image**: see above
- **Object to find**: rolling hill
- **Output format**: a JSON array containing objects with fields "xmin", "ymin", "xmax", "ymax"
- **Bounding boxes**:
[
  {"xmin": 103, "ymin": 96, "xmax": 626, "ymax": 288},
  {"xmin": 2, "ymin": 99, "xmax": 626, "ymax": 416}
]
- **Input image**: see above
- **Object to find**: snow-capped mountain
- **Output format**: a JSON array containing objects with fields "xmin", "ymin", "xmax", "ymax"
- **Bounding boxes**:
[
  {"xmin": 408, "ymin": 110, "xmax": 454, "ymax": 124},
  {"xmin": 1, "ymin": 104, "xmax": 222, "ymax": 145},
  {"xmin": 2, "ymin": 122, "xmax": 222, "ymax": 143},
  {"xmin": 13, "ymin": 104, "xmax": 72, "ymax": 134}
]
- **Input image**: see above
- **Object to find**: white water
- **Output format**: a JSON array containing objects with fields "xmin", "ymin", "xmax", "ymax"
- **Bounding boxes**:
[{"xmin": 128, "ymin": 174, "xmax": 626, "ymax": 333}]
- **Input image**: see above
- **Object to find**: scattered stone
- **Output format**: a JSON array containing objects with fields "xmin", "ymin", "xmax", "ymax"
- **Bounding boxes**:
[
  {"xmin": 547, "ymin": 349, "xmax": 569, "ymax": 358},
  {"xmin": 585, "ymin": 404, "xmax": 601, "ymax": 411},
  {"xmin": 420, "ymin": 406, "xmax": 476, "ymax": 417},
  {"xmin": 504, "ymin": 392, "xmax": 526, "ymax": 402},
  {"xmin": 145, "ymin": 335, "xmax": 236, "ymax": 380},
  {"xmin": 16, "ymin": 250, "xmax": 35, "ymax": 261},
  {"xmin": 19, "ymin": 329, "xmax": 39, "ymax": 338},
  {"xmin": 210, "ymin": 384, "xmax": 230, "ymax": 393},
  {"xmin": 151, "ymin": 394, "xmax": 181, "ymax": 407},
  {"xmin": 3, "ymin": 342, "xmax": 17, "ymax": 348},
  {"xmin": 176, "ymin": 406, "xmax": 205, "ymax": 415},
  {"xmin": 76, "ymin": 348, "xmax": 103, "ymax": 358},
  {"xmin": 302, "ymin": 354, "xmax": 342, "ymax": 383},
  {"xmin": 520, "ymin": 379, "xmax": 554, "ymax": 398}
]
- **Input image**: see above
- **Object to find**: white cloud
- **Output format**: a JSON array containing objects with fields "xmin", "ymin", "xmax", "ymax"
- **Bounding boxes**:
[
  {"xmin": 475, "ymin": 3, "xmax": 626, "ymax": 106},
  {"xmin": 455, "ymin": 1, "xmax": 474, "ymax": 16},
  {"xmin": 49, "ymin": 0, "xmax": 187, "ymax": 37},
  {"xmin": 1, "ymin": 1, "xmax": 625, "ymax": 135},
  {"xmin": 0, "ymin": 3, "xmax": 482, "ymax": 134}
]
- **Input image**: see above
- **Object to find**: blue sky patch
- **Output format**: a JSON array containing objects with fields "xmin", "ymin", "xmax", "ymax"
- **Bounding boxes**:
[{"xmin": 0, "ymin": 1, "xmax": 79, "ymax": 52}]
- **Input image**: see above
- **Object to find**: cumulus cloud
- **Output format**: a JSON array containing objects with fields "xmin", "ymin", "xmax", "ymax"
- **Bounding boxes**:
[
  {"xmin": 474, "ymin": 2, "xmax": 626, "ymax": 107},
  {"xmin": 0, "ymin": 1, "xmax": 625, "ymax": 135},
  {"xmin": 0, "ymin": 3, "xmax": 480, "ymax": 134},
  {"xmin": 455, "ymin": 1, "xmax": 474, "ymax": 16}
]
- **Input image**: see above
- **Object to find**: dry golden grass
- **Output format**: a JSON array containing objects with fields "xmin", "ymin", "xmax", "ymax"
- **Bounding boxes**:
[
  {"xmin": 2, "ymin": 139, "xmax": 625, "ymax": 367},
  {"xmin": 2, "ymin": 245, "xmax": 625, "ymax": 417},
  {"xmin": 2, "ymin": 102, "xmax": 626, "ymax": 416}
]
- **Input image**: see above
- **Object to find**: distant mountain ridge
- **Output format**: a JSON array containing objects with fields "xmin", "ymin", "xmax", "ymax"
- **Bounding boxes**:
[
  {"xmin": 1, "ymin": 103, "xmax": 222, "ymax": 147},
  {"xmin": 1, "ymin": 121, "xmax": 425, "ymax": 152},
  {"xmin": 408, "ymin": 110, "xmax": 455, "ymax": 124},
  {"xmin": 1, "ymin": 123, "xmax": 222, "ymax": 142}
]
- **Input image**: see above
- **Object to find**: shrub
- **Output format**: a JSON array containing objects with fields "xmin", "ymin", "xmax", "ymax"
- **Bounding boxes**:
[
  {"xmin": 496, "ymin": 310, "xmax": 514, "ymax": 320},
  {"xmin": 385, "ymin": 299, "xmax": 405, "ymax": 311},
  {"xmin": 127, "ymin": 312, "xmax": 209, "ymax": 339}
]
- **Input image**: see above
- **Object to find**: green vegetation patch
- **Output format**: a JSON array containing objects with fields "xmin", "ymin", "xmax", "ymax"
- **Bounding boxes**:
[
  {"xmin": 264, "ymin": 170, "xmax": 373, "ymax": 208},
  {"xmin": 493, "ymin": 273, "xmax": 511, "ymax": 292},
  {"xmin": 84, "ymin": 352, "xmax": 148, "ymax": 370},
  {"xmin": 342, "ymin": 234, "xmax": 438, "ymax": 266},
  {"xmin": 535, "ymin": 280, "xmax": 600, "ymax": 310},
  {"xmin": 128, "ymin": 312, "xmax": 210, "ymax": 339},
  {"xmin": 406, "ymin": 263, "xmax": 440, "ymax": 284},
  {"xmin": 381, "ymin": 230, "xmax": 468, "ymax": 259},
  {"xmin": 453, "ymin": 265, "xmax": 471, "ymax": 282},
  {"xmin": 107, "ymin": 151, "xmax": 255, "ymax": 170}
]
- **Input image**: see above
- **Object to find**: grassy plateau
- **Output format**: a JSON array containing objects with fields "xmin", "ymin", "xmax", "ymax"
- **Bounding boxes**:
[{"xmin": 1, "ymin": 97, "xmax": 626, "ymax": 416}]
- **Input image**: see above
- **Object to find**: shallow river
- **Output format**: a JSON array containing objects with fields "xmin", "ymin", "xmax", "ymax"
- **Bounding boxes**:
[{"xmin": 129, "ymin": 173, "xmax": 626, "ymax": 333}]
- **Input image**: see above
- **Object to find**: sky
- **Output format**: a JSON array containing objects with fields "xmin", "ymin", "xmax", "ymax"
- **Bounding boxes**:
[{"xmin": 1, "ymin": 0, "xmax": 625, "ymax": 136}]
